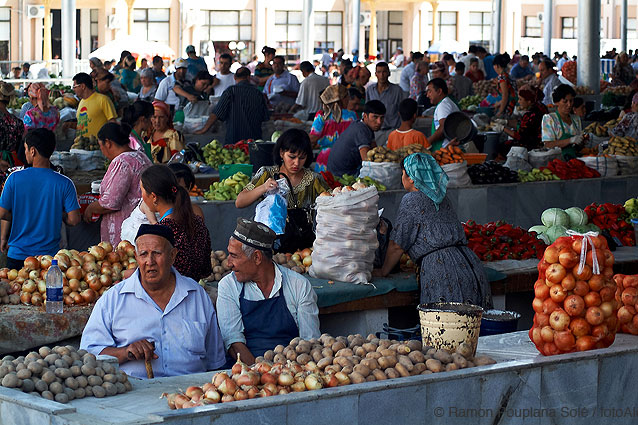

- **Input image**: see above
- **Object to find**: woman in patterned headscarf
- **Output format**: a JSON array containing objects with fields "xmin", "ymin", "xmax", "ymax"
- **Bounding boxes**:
[
  {"xmin": 374, "ymin": 153, "xmax": 492, "ymax": 308},
  {"xmin": 23, "ymin": 83, "xmax": 60, "ymax": 131},
  {"xmin": 0, "ymin": 82, "xmax": 24, "ymax": 171},
  {"xmin": 309, "ymin": 84, "xmax": 358, "ymax": 172},
  {"xmin": 150, "ymin": 100, "xmax": 184, "ymax": 163}
]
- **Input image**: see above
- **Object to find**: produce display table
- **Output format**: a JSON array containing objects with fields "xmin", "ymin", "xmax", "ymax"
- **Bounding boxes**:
[
  {"xmin": 2, "ymin": 331, "xmax": 638, "ymax": 425},
  {"xmin": 0, "ymin": 304, "xmax": 91, "ymax": 355}
]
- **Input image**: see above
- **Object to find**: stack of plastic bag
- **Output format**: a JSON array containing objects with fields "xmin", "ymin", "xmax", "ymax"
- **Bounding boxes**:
[{"xmin": 309, "ymin": 186, "xmax": 379, "ymax": 284}]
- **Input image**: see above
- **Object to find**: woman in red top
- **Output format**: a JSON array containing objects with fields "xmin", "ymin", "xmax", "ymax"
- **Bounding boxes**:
[
  {"xmin": 140, "ymin": 164, "xmax": 212, "ymax": 281},
  {"xmin": 500, "ymin": 86, "xmax": 548, "ymax": 151},
  {"xmin": 493, "ymin": 54, "xmax": 518, "ymax": 118}
]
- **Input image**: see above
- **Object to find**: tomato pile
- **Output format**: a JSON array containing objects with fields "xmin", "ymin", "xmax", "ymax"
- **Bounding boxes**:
[
  {"xmin": 530, "ymin": 235, "xmax": 618, "ymax": 355},
  {"xmin": 584, "ymin": 202, "xmax": 635, "ymax": 246},
  {"xmin": 540, "ymin": 159, "xmax": 601, "ymax": 180},
  {"xmin": 613, "ymin": 274, "xmax": 638, "ymax": 334},
  {"xmin": 463, "ymin": 220, "xmax": 546, "ymax": 261}
]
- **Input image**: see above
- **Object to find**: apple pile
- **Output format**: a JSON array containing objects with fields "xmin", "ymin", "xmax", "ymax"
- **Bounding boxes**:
[
  {"xmin": 612, "ymin": 273, "xmax": 638, "ymax": 334},
  {"xmin": 0, "ymin": 241, "xmax": 137, "ymax": 307},
  {"xmin": 529, "ymin": 234, "xmax": 618, "ymax": 355}
]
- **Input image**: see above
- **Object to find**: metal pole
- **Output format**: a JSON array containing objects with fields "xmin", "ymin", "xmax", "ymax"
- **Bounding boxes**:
[
  {"xmin": 61, "ymin": 0, "xmax": 75, "ymax": 78},
  {"xmin": 577, "ymin": 0, "xmax": 600, "ymax": 94},
  {"xmin": 352, "ymin": 0, "xmax": 360, "ymax": 60},
  {"xmin": 301, "ymin": 0, "xmax": 314, "ymax": 61},
  {"xmin": 493, "ymin": 0, "xmax": 502, "ymax": 53},
  {"xmin": 621, "ymin": 0, "xmax": 628, "ymax": 53},
  {"xmin": 543, "ymin": 0, "xmax": 552, "ymax": 57}
]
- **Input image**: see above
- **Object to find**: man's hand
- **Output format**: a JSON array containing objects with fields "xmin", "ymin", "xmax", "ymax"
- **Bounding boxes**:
[
  {"xmin": 126, "ymin": 339, "xmax": 158, "ymax": 363},
  {"xmin": 0, "ymin": 239, "xmax": 7, "ymax": 254},
  {"xmin": 187, "ymin": 94, "xmax": 198, "ymax": 103}
]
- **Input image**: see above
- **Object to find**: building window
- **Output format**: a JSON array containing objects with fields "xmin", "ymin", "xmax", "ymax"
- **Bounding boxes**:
[
  {"xmin": 133, "ymin": 8, "xmax": 170, "ymax": 44},
  {"xmin": 314, "ymin": 11, "xmax": 342, "ymax": 54},
  {"xmin": 90, "ymin": 9, "xmax": 99, "ymax": 52},
  {"xmin": 562, "ymin": 17, "xmax": 577, "ymax": 39},
  {"xmin": 376, "ymin": 11, "xmax": 403, "ymax": 60},
  {"xmin": 524, "ymin": 16, "xmax": 541, "ymax": 38},
  {"xmin": 468, "ymin": 12, "xmax": 491, "ymax": 45},
  {"xmin": 427, "ymin": 11, "xmax": 457, "ymax": 40},
  {"xmin": 274, "ymin": 10, "xmax": 302, "ymax": 63},
  {"xmin": 199, "ymin": 10, "xmax": 253, "ymax": 62},
  {"xmin": 0, "ymin": 7, "xmax": 9, "ymax": 71},
  {"xmin": 628, "ymin": 18, "xmax": 636, "ymax": 38}
]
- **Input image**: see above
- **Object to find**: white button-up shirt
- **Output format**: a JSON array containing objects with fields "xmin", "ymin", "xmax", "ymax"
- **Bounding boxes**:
[
  {"xmin": 80, "ymin": 268, "xmax": 226, "ymax": 379},
  {"xmin": 154, "ymin": 75, "xmax": 181, "ymax": 107},
  {"xmin": 295, "ymin": 73, "xmax": 329, "ymax": 115},
  {"xmin": 216, "ymin": 264, "xmax": 321, "ymax": 351},
  {"xmin": 263, "ymin": 70, "xmax": 301, "ymax": 105}
]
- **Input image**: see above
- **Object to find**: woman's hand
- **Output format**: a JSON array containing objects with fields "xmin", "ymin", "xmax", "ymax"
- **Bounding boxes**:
[
  {"xmin": 139, "ymin": 201, "xmax": 157, "ymax": 224},
  {"xmin": 83, "ymin": 201, "xmax": 100, "ymax": 223},
  {"xmin": 372, "ymin": 268, "xmax": 387, "ymax": 278},
  {"xmin": 262, "ymin": 178, "xmax": 278, "ymax": 194}
]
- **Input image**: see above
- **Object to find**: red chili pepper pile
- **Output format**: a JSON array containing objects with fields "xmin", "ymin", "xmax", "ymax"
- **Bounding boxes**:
[
  {"xmin": 463, "ymin": 220, "xmax": 547, "ymax": 261},
  {"xmin": 584, "ymin": 202, "xmax": 635, "ymax": 246},
  {"xmin": 540, "ymin": 159, "xmax": 601, "ymax": 180},
  {"xmin": 231, "ymin": 140, "xmax": 251, "ymax": 156}
]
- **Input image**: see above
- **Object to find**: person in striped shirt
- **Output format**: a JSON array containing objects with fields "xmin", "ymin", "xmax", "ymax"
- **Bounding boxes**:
[{"xmin": 195, "ymin": 67, "xmax": 269, "ymax": 144}]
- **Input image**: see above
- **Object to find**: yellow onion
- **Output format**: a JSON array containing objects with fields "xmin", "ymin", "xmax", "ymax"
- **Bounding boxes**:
[
  {"xmin": 202, "ymin": 382, "xmax": 215, "ymax": 393},
  {"xmin": 256, "ymin": 388, "xmax": 274, "ymax": 397},
  {"xmin": 291, "ymin": 381, "xmax": 306, "ymax": 392},
  {"xmin": 204, "ymin": 389, "xmax": 220, "ymax": 403},
  {"xmin": 218, "ymin": 378, "xmax": 237, "ymax": 395},
  {"xmin": 181, "ymin": 400, "xmax": 196, "ymax": 409},
  {"xmin": 213, "ymin": 372, "xmax": 229, "ymax": 388},
  {"xmin": 304, "ymin": 374, "xmax": 323, "ymax": 390},
  {"xmin": 262, "ymin": 382, "xmax": 278, "ymax": 395},
  {"xmin": 221, "ymin": 394, "xmax": 235, "ymax": 403},
  {"xmin": 254, "ymin": 361, "xmax": 272, "ymax": 374},
  {"xmin": 234, "ymin": 389, "xmax": 248, "ymax": 400},
  {"xmin": 279, "ymin": 388, "xmax": 290, "ymax": 395},
  {"xmin": 246, "ymin": 386, "xmax": 259, "ymax": 399},
  {"xmin": 260, "ymin": 372, "xmax": 277, "ymax": 385},
  {"xmin": 185, "ymin": 386, "xmax": 204, "ymax": 399},
  {"xmin": 161, "ymin": 392, "xmax": 179, "ymax": 409},
  {"xmin": 98, "ymin": 241, "xmax": 113, "ymax": 254},
  {"xmin": 322, "ymin": 373, "xmax": 339, "ymax": 388},
  {"xmin": 277, "ymin": 373, "xmax": 294, "ymax": 387},
  {"xmin": 335, "ymin": 371, "xmax": 351, "ymax": 386},
  {"xmin": 174, "ymin": 394, "xmax": 190, "ymax": 409}
]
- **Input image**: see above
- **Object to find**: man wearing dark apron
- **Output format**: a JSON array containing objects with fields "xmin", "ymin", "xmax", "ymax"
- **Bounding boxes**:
[{"xmin": 216, "ymin": 219, "xmax": 321, "ymax": 365}]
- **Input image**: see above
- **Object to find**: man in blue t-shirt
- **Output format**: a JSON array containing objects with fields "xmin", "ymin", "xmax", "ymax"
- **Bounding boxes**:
[
  {"xmin": 0, "ymin": 129, "xmax": 81, "ymax": 269},
  {"xmin": 327, "ymin": 100, "xmax": 385, "ymax": 178},
  {"xmin": 510, "ymin": 55, "xmax": 534, "ymax": 81}
]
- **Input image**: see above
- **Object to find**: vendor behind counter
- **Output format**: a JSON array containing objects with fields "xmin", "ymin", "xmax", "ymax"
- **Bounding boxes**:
[{"xmin": 541, "ymin": 84, "xmax": 584, "ymax": 159}]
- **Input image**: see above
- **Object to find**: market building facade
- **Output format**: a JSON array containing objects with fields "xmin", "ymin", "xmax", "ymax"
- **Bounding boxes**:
[{"xmin": 0, "ymin": 0, "xmax": 637, "ymax": 67}]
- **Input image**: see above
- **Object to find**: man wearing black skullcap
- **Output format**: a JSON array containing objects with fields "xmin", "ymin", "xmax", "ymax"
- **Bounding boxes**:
[
  {"xmin": 217, "ymin": 218, "xmax": 320, "ymax": 365},
  {"xmin": 80, "ymin": 224, "xmax": 226, "ymax": 378}
]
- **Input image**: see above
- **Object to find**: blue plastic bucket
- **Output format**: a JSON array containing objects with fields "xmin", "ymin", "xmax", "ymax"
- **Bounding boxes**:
[{"xmin": 479, "ymin": 309, "xmax": 521, "ymax": 336}]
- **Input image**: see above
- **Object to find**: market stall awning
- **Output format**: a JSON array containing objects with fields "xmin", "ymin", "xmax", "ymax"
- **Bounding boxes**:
[{"xmin": 89, "ymin": 36, "xmax": 176, "ymax": 61}]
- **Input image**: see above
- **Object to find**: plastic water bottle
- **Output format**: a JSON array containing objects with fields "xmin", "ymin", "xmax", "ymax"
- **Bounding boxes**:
[
  {"xmin": 46, "ymin": 259, "xmax": 63, "ymax": 314},
  {"xmin": 167, "ymin": 149, "xmax": 186, "ymax": 164}
]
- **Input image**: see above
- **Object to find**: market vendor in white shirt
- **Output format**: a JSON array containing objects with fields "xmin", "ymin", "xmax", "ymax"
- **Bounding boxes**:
[
  {"xmin": 216, "ymin": 219, "xmax": 320, "ymax": 365},
  {"xmin": 424, "ymin": 77, "xmax": 460, "ymax": 151},
  {"xmin": 263, "ymin": 56, "xmax": 301, "ymax": 107},
  {"xmin": 80, "ymin": 224, "xmax": 226, "ymax": 379}
]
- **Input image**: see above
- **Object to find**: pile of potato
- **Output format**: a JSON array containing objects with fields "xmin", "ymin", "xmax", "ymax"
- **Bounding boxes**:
[
  {"xmin": 575, "ymin": 86, "xmax": 595, "ymax": 95},
  {"xmin": 0, "ymin": 345, "xmax": 131, "ymax": 403},
  {"xmin": 365, "ymin": 147, "xmax": 402, "ymax": 163},
  {"xmin": 392, "ymin": 144, "xmax": 430, "ymax": 158},
  {"xmin": 472, "ymin": 80, "xmax": 497, "ymax": 98},
  {"xmin": 260, "ymin": 333, "xmax": 496, "ymax": 382},
  {"xmin": 0, "ymin": 280, "xmax": 19, "ymax": 305},
  {"xmin": 208, "ymin": 251, "xmax": 232, "ymax": 282}
]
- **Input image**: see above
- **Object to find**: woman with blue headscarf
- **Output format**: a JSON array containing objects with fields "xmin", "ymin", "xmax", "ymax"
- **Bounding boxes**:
[{"xmin": 375, "ymin": 153, "xmax": 492, "ymax": 308}]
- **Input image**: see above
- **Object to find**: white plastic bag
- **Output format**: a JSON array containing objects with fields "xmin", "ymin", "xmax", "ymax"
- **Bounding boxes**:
[
  {"xmin": 70, "ymin": 149, "xmax": 106, "ymax": 171},
  {"xmin": 441, "ymin": 161, "xmax": 472, "ymax": 187},
  {"xmin": 528, "ymin": 147, "xmax": 562, "ymax": 168},
  {"xmin": 579, "ymin": 156, "xmax": 618, "ymax": 177},
  {"xmin": 254, "ymin": 177, "xmax": 289, "ymax": 235},
  {"xmin": 613, "ymin": 155, "xmax": 638, "ymax": 175},
  {"xmin": 358, "ymin": 161, "xmax": 402, "ymax": 190},
  {"xmin": 504, "ymin": 146, "xmax": 532, "ymax": 171},
  {"xmin": 121, "ymin": 204, "xmax": 153, "ymax": 248},
  {"xmin": 309, "ymin": 186, "xmax": 379, "ymax": 284},
  {"xmin": 50, "ymin": 151, "xmax": 78, "ymax": 171},
  {"xmin": 183, "ymin": 116, "xmax": 209, "ymax": 134}
]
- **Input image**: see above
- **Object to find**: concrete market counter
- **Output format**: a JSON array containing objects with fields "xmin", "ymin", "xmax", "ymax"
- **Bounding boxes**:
[{"xmin": 2, "ymin": 331, "xmax": 638, "ymax": 425}]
